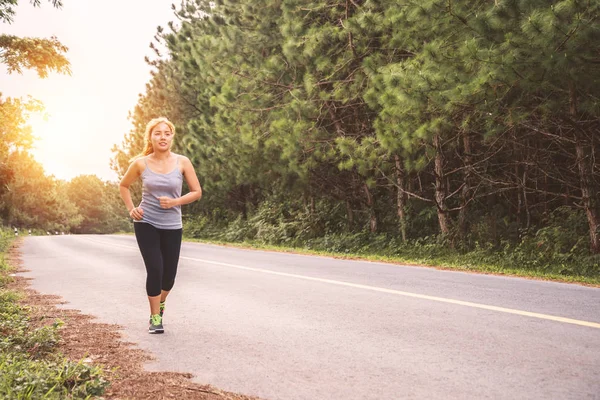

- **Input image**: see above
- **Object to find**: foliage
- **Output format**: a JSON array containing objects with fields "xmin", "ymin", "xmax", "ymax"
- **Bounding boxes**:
[
  {"xmin": 186, "ymin": 209, "xmax": 600, "ymax": 280},
  {"xmin": 0, "ymin": 0, "xmax": 63, "ymax": 24},
  {"xmin": 0, "ymin": 149, "xmax": 131, "ymax": 234},
  {"xmin": 114, "ymin": 0, "xmax": 600, "ymax": 267},
  {"xmin": 0, "ymin": 290, "xmax": 108, "ymax": 399},
  {"xmin": 66, "ymin": 175, "xmax": 129, "ymax": 234},
  {"xmin": 0, "ymin": 151, "xmax": 81, "ymax": 232},
  {"xmin": 0, "ymin": 35, "xmax": 70, "ymax": 78},
  {"xmin": 0, "ymin": 148, "xmax": 128, "ymax": 233},
  {"xmin": 0, "ymin": 0, "xmax": 69, "ymax": 77},
  {"xmin": 0, "ymin": 1, "xmax": 120, "ymax": 234},
  {"xmin": 0, "ymin": 96, "xmax": 41, "ymax": 156},
  {"xmin": 0, "ymin": 352, "xmax": 108, "ymax": 400},
  {"xmin": 0, "ymin": 227, "xmax": 109, "ymax": 398}
]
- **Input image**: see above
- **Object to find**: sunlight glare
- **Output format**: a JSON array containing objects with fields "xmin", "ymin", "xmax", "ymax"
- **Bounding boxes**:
[{"xmin": 28, "ymin": 97, "xmax": 119, "ymax": 182}]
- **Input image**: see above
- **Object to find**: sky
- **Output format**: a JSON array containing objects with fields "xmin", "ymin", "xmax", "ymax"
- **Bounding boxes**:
[{"xmin": 1, "ymin": 0, "xmax": 176, "ymax": 182}]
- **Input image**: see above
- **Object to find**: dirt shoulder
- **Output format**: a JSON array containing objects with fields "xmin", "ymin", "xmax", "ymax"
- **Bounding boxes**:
[{"xmin": 7, "ymin": 241, "xmax": 259, "ymax": 400}]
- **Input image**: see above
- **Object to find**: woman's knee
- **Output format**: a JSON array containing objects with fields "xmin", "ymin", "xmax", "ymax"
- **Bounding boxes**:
[{"xmin": 161, "ymin": 277, "xmax": 176, "ymax": 292}]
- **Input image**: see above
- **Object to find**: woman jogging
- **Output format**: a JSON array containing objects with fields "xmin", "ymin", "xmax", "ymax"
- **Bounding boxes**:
[{"xmin": 119, "ymin": 117, "xmax": 202, "ymax": 334}]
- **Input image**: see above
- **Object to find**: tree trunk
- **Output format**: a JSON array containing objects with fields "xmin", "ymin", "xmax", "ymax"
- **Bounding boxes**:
[
  {"xmin": 240, "ymin": 185, "xmax": 248, "ymax": 220},
  {"xmin": 521, "ymin": 138, "xmax": 531, "ymax": 230},
  {"xmin": 363, "ymin": 183, "xmax": 377, "ymax": 233},
  {"xmin": 523, "ymin": 166, "xmax": 531, "ymax": 230},
  {"xmin": 433, "ymin": 134, "xmax": 450, "ymax": 236},
  {"xmin": 458, "ymin": 130, "xmax": 472, "ymax": 240},
  {"xmin": 516, "ymin": 162, "xmax": 522, "ymax": 227},
  {"xmin": 345, "ymin": 199, "xmax": 354, "ymax": 231},
  {"xmin": 543, "ymin": 174, "xmax": 548, "ymax": 215},
  {"xmin": 570, "ymin": 83, "xmax": 600, "ymax": 253},
  {"xmin": 575, "ymin": 140, "xmax": 600, "ymax": 253},
  {"xmin": 394, "ymin": 154, "xmax": 407, "ymax": 242}
]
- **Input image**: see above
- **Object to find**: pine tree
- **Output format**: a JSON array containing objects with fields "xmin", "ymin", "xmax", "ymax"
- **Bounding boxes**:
[
  {"xmin": 459, "ymin": 0, "xmax": 600, "ymax": 252},
  {"xmin": 118, "ymin": 0, "xmax": 600, "ymax": 258}
]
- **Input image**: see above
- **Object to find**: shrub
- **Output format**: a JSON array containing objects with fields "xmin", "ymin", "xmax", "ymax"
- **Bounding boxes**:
[
  {"xmin": 0, "ymin": 353, "xmax": 108, "ymax": 399},
  {"xmin": 0, "ymin": 225, "xmax": 109, "ymax": 398}
]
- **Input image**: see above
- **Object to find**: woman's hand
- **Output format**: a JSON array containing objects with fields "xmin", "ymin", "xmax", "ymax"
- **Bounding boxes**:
[
  {"xmin": 129, "ymin": 207, "xmax": 144, "ymax": 220},
  {"xmin": 158, "ymin": 196, "xmax": 178, "ymax": 209}
]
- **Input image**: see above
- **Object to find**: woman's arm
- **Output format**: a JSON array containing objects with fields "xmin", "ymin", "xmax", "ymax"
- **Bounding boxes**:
[{"xmin": 119, "ymin": 159, "xmax": 144, "ymax": 220}]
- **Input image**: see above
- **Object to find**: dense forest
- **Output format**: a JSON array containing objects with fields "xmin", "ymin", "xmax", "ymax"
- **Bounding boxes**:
[
  {"xmin": 2, "ymin": 0, "xmax": 599, "ymax": 277},
  {"xmin": 111, "ymin": 0, "xmax": 599, "ymax": 276}
]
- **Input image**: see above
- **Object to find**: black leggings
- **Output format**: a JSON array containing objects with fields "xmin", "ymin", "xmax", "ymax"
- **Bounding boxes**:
[{"xmin": 134, "ymin": 222, "xmax": 183, "ymax": 297}]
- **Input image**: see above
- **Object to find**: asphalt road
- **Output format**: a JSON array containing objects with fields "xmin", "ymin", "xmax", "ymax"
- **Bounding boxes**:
[{"xmin": 19, "ymin": 235, "xmax": 600, "ymax": 400}]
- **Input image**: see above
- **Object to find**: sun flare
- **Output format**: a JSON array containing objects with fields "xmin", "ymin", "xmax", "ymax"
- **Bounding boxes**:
[{"xmin": 27, "ymin": 99, "xmax": 119, "ymax": 182}]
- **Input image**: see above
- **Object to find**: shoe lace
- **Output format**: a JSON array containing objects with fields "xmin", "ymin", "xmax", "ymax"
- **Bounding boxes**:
[{"xmin": 151, "ymin": 314, "xmax": 162, "ymax": 325}]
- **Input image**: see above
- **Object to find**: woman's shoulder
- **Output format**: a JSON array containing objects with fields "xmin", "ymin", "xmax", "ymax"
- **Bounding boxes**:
[
  {"xmin": 130, "ymin": 156, "xmax": 147, "ymax": 174},
  {"xmin": 136, "ymin": 156, "xmax": 149, "ymax": 166},
  {"xmin": 174, "ymin": 153, "xmax": 192, "ymax": 165}
]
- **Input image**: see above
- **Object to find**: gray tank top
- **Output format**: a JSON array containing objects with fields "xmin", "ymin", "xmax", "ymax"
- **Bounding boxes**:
[{"xmin": 136, "ymin": 156, "xmax": 183, "ymax": 230}]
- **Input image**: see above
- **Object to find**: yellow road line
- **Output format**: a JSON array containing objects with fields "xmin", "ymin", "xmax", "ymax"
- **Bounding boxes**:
[{"xmin": 85, "ymin": 237, "xmax": 600, "ymax": 329}]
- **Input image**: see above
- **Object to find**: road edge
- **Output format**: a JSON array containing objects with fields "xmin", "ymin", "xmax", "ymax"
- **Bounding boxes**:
[{"xmin": 9, "ymin": 238, "xmax": 259, "ymax": 400}]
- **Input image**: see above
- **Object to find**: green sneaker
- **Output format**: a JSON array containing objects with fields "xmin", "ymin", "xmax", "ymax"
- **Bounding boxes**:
[
  {"xmin": 160, "ymin": 301, "xmax": 165, "ymax": 319},
  {"xmin": 148, "ymin": 314, "xmax": 164, "ymax": 334},
  {"xmin": 148, "ymin": 302, "xmax": 166, "ymax": 325}
]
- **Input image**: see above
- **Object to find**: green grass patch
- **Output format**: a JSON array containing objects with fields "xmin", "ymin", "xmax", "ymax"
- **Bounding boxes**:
[
  {"xmin": 183, "ymin": 236, "xmax": 600, "ymax": 286},
  {"xmin": 121, "ymin": 222, "xmax": 600, "ymax": 285},
  {"xmin": 0, "ymin": 228, "xmax": 109, "ymax": 399},
  {"xmin": 180, "ymin": 202, "xmax": 599, "ymax": 285}
]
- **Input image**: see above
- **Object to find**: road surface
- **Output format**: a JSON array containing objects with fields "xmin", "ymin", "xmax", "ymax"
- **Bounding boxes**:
[{"xmin": 19, "ymin": 235, "xmax": 600, "ymax": 399}]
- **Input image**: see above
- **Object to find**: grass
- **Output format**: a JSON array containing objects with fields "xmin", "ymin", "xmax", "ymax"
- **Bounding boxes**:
[
  {"xmin": 118, "ymin": 229, "xmax": 600, "ymax": 285},
  {"xmin": 0, "ymin": 229, "xmax": 109, "ymax": 399},
  {"xmin": 180, "ymin": 236, "xmax": 600, "ymax": 287}
]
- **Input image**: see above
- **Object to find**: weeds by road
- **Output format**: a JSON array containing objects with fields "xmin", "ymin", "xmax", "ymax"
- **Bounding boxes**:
[{"xmin": 0, "ymin": 230, "xmax": 258, "ymax": 400}]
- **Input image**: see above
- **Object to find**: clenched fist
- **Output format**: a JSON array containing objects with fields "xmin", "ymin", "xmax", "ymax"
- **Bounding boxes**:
[{"xmin": 158, "ymin": 196, "xmax": 178, "ymax": 209}]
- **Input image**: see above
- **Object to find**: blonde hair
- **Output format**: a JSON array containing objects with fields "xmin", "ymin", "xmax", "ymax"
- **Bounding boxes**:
[{"xmin": 131, "ymin": 117, "xmax": 176, "ymax": 161}]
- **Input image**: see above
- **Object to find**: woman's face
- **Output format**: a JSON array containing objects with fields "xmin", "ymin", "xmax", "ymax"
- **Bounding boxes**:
[{"xmin": 150, "ymin": 122, "xmax": 173, "ymax": 152}]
